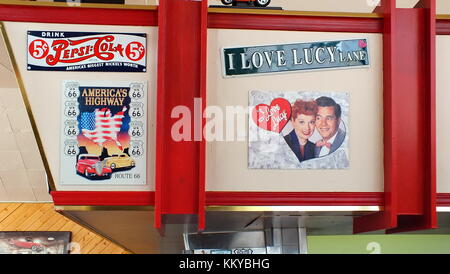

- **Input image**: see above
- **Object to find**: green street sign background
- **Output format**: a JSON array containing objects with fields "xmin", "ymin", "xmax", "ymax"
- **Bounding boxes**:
[
  {"xmin": 308, "ymin": 235, "xmax": 450, "ymax": 254},
  {"xmin": 223, "ymin": 39, "xmax": 369, "ymax": 77}
]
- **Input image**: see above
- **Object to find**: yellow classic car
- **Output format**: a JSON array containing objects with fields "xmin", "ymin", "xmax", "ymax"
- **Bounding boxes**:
[{"xmin": 104, "ymin": 153, "xmax": 135, "ymax": 170}]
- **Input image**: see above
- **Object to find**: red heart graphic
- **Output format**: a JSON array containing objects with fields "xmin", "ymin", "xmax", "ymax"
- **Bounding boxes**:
[{"xmin": 252, "ymin": 98, "xmax": 292, "ymax": 133}]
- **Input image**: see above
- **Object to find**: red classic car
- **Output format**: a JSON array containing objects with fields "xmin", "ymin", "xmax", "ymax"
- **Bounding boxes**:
[
  {"xmin": 76, "ymin": 154, "xmax": 112, "ymax": 179},
  {"xmin": 9, "ymin": 238, "xmax": 46, "ymax": 252},
  {"xmin": 221, "ymin": 0, "xmax": 271, "ymax": 7}
]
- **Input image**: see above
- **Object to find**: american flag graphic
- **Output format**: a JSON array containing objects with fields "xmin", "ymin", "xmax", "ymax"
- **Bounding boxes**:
[{"xmin": 80, "ymin": 107, "xmax": 127, "ymax": 150}]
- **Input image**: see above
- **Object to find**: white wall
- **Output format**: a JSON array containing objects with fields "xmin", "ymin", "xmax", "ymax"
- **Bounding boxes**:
[
  {"xmin": 6, "ymin": 4, "xmax": 450, "ymax": 194},
  {"xmin": 437, "ymin": 35, "xmax": 450, "ymax": 193},
  {"xmin": 4, "ymin": 22, "xmax": 157, "ymax": 192},
  {"xmin": 206, "ymin": 29, "xmax": 384, "ymax": 192},
  {"xmin": 0, "ymin": 29, "xmax": 51, "ymax": 201}
]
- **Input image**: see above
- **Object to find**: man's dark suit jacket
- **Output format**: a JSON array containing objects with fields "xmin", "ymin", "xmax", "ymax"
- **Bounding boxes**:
[{"xmin": 284, "ymin": 130, "xmax": 315, "ymax": 163}]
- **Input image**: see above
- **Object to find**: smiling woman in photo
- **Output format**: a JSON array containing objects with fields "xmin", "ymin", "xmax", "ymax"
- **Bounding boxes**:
[{"xmin": 284, "ymin": 99, "xmax": 318, "ymax": 163}]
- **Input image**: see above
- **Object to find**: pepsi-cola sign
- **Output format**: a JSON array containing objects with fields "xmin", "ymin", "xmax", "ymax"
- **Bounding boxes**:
[{"xmin": 27, "ymin": 31, "xmax": 147, "ymax": 72}]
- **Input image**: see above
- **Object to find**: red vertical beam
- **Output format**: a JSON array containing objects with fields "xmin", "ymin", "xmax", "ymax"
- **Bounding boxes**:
[
  {"xmin": 354, "ymin": 0, "xmax": 398, "ymax": 233},
  {"xmin": 155, "ymin": 0, "xmax": 208, "ymax": 229},
  {"xmin": 198, "ymin": 0, "xmax": 208, "ymax": 231},
  {"xmin": 354, "ymin": 0, "xmax": 437, "ymax": 233},
  {"xmin": 421, "ymin": 0, "xmax": 437, "ymax": 232},
  {"xmin": 154, "ymin": 0, "xmax": 166, "ymax": 230}
]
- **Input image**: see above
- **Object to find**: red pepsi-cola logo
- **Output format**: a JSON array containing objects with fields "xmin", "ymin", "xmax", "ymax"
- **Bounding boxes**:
[{"xmin": 28, "ymin": 35, "xmax": 145, "ymax": 66}]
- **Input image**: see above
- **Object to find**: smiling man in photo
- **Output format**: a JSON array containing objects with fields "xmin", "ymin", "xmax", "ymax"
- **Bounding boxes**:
[{"xmin": 314, "ymin": 96, "xmax": 346, "ymax": 157}]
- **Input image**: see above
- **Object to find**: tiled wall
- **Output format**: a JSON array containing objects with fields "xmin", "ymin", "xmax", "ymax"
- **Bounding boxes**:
[{"xmin": 0, "ymin": 31, "xmax": 51, "ymax": 202}]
